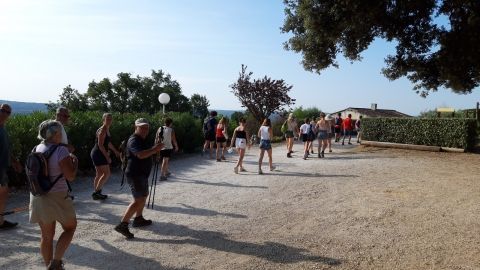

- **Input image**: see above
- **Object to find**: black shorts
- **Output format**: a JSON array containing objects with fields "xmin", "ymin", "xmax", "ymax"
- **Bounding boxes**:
[
  {"xmin": 91, "ymin": 148, "xmax": 109, "ymax": 166},
  {"xmin": 216, "ymin": 137, "xmax": 226, "ymax": 143},
  {"xmin": 334, "ymin": 127, "xmax": 341, "ymax": 133},
  {"xmin": 160, "ymin": 149, "xmax": 173, "ymax": 158},
  {"xmin": 301, "ymin": 134, "xmax": 309, "ymax": 142},
  {"xmin": 204, "ymin": 132, "xmax": 215, "ymax": 142},
  {"xmin": 127, "ymin": 175, "xmax": 149, "ymax": 198}
]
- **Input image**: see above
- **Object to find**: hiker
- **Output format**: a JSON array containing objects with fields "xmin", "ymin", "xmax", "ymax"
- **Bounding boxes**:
[
  {"xmin": 342, "ymin": 114, "xmax": 354, "ymax": 145},
  {"xmin": 115, "ymin": 118, "xmax": 163, "ymax": 239},
  {"xmin": 326, "ymin": 114, "xmax": 334, "ymax": 153},
  {"xmin": 299, "ymin": 118, "xmax": 313, "ymax": 160},
  {"xmin": 202, "ymin": 111, "xmax": 217, "ymax": 159},
  {"xmin": 155, "ymin": 117, "xmax": 178, "ymax": 181},
  {"xmin": 0, "ymin": 103, "xmax": 23, "ymax": 230},
  {"xmin": 258, "ymin": 118, "xmax": 274, "ymax": 174},
  {"xmin": 90, "ymin": 113, "xmax": 121, "ymax": 200},
  {"xmin": 315, "ymin": 113, "xmax": 329, "ymax": 158},
  {"xmin": 283, "ymin": 113, "xmax": 298, "ymax": 158},
  {"xmin": 355, "ymin": 115, "xmax": 363, "ymax": 143},
  {"xmin": 30, "ymin": 120, "xmax": 78, "ymax": 269},
  {"xmin": 55, "ymin": 107, "xmax": 74, "ymax": 153},
  {"xmin": 334, "ymin": 113, "xmax": 343, "ymax": 142},
  {"xmin": 230, "ymin": 118, "xmax": 250, "ymax": 174},
  {"xmin": 308, "ymin": 118, "xmax": 317, "ymax": 154},
  {"xmin": 215, "ymin": 117, "xmax": 228, "ymax": 162}
]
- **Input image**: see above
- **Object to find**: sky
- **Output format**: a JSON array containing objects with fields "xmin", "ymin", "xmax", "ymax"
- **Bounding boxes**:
[{"xmin": 0, "ymin": 0, "xmax": 479, "ymax": 116}]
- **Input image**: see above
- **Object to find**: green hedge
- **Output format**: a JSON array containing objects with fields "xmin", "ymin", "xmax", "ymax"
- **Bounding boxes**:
[
  {"xmin": 6, "ymin": 111, "xmax": 203, "ymax": 172},
  {"xmin": 362, "ymin": 118, "xmax": 478, "ymax": 150}
]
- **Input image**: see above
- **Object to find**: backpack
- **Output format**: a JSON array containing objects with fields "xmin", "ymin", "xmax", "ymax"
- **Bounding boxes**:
[
  {"xmin": 281, "ymin": 120, "xmax": 288, "ymax": 133},
  {"xmin": 25, "ymin": 145, "xmax": 63, "ymax": 196},
  {"xmin": 308, "ymin": 124, "xmax": 316, "ymax": 140},
  {"xmin": 156, "ymin": 126, "xmax": 165, "ymax": 143}
]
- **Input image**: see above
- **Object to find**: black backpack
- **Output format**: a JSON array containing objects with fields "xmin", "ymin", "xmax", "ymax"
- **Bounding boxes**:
[{"xmin": 25, "ymin": 145, "xmax": 63, "ymax": 196}]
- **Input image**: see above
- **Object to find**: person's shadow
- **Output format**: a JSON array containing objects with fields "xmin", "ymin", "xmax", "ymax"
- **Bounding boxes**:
[{"xmin": 157, "ymin": 203, "xmax": 248, "ymax": 218}]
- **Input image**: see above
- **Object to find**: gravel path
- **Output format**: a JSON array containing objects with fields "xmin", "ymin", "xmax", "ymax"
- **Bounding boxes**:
[{"xmin": 1, "ymin": 141, "xmax": 479, "ymax": 270}]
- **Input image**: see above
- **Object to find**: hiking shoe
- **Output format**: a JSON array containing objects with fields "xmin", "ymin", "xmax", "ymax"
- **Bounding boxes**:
[
  {"xmin": 318, "ymin": 153, "xmax": 321, "ymax": 158},
  {"xmin": 92, "ymin": 191, "xmax": 107, "ymax": 200},
  {"xmin": 311, "ymin": 150, "xmax": 314, "ymax": 154},
  {"xmin": 132, "ymin": 216, "xmax": 152, "ymax": 227},
  {"xmin": 287, "ymin": 153, "xmax": 292, "ymax": 158},
  {"xmin": 47, "ymin": 259, "xmax": 65, "ymax": 270},
  {"xmin": 348, "ymin": 142, "xmax": 352, "ymax": 145},
  {"xmin": 234, "ymin": 166, "xmax": 239, "ymax": 174},
  {"xmin": 160, "ymin": 176, "xmax": 168, "ymax": 181},
  {"xmin": 0, "ymin": 220, "xmax": 18, "ymax": 230},
  {"xmin": 321, "ymin": 151, "xmax": 325, "ymax": 158},
  {"xmin": 115, "ymin": 222, "xmax": 134, "ymax": 239}
]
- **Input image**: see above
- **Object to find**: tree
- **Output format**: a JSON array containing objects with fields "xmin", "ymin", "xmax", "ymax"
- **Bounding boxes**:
[
  {"xmin": 282, "ymin": 0, "xmax": 480, "ymax": 97},
  {"xmin": 291, "ymin": 106, "xmax": 322, "ymax": 121},
  {"xmin": 189, "ymin": 94, "xmax": 210, "ymax": 118},
  {"xmin": 49, "ymin": 85, "xmax": 89, "ymax": 111},
  {"xmin": 230, "ymin": 65, "xmax": 295, "ymax": 122}
]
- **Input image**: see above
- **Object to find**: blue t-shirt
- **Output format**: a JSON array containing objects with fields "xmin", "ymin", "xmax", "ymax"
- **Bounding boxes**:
[
  {"xmin": 125, "ymin": 134, "xmax": 153, "ymax": 177},
  {"xmin": 0, "ymin": 126, "xmax": 10, "ymax": 170}
]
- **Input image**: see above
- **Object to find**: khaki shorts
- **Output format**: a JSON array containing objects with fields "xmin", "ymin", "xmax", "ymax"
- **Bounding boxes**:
[{"xmin": 30, "ymin": 191, "xmax": 76, "ymax": 224}]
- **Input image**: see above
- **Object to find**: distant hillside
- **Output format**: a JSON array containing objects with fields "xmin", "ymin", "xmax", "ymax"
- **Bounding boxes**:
[
  {"xmin": 0, "ymin": 100, "xmax": 48, "ymax": 114},
  {"xmin": 214, "ymin": 109, "xmax": 244, "ymax": 118}
]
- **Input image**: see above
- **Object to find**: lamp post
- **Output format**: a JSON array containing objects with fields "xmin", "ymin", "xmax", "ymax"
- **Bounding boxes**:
[{"xmin": 158, "ymin": 93, "xmax": 170, "ymax": 114}]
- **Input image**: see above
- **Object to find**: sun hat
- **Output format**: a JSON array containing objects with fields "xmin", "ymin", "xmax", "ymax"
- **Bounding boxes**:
[
  {"xmin": 325, "ymin": 114, "xmax": 333, "ymax": 120},
  {"xmin": 135, "ymin": 118, "xmax": 149, "ymax": 126}
]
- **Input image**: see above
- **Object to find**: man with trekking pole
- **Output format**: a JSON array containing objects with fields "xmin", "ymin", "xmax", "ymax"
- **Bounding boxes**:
[{"xmin": 115, "ymin": 118, "xmax": 163, "ymax": 239}]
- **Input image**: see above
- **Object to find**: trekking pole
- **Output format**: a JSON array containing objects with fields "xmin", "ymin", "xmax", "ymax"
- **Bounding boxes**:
[
  {"xmin": 147, "ymin": 161, "xmax": 159, "ymax": 209},
  {"xmin": 1, "ymin": 205, "xmax": 29, "ymax": 216},
  {"xmin": 147, "ymin": 162, "xmax": 156, "ymax": 209},
  {"xmin": 150, "ymin": 161, "xmax": 159, "ymax": 209}
]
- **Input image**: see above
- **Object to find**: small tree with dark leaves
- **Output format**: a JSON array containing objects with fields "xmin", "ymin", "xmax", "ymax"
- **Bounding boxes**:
[{"xmin": 230, "ymin": 65, "xmax": 295, "ymax": 123}]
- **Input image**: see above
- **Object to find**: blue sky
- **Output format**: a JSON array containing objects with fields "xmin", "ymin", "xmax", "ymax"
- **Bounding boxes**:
[{"xmin": 1, "ymin": 0, "xmax": 478, "ymax": 116}]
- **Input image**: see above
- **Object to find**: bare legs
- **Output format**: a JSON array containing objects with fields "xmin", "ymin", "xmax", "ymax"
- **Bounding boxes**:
[
  {"xmin": 258, "ymin": 148, "xmax": 273, "ymax": 172},
  {"xmin": 38, "ymin": 218, "xmax": 77, "ymax": 266},
  {"xmin": 93, "ymin": 165, "xmax": 110, "ymax": 193},
  {"xmin": 216, "ymin": 142, "xmax": 226, "ymax": 161},
  {"xmin": 121, "ymin": 196, "xmax": 147, "ymax": 223},
  {"xmin": 0, "ymin": 186, "xmax": 8, "ymax": 225},
  {"xmin": 203, "ymin": 141, "xmax": 214, "ymax": 158},
  {"xmin": 235, "ymin": 148, "xmax": 246, "ymax": 170}
]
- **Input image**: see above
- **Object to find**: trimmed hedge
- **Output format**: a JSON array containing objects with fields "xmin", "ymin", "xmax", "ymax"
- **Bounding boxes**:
[
  {"xmin": 6, "ymin": 111, "xmax": 203, "ymax": 172},
  {"xmin": 362, "ymin": 118, "xmax": 478, "ymax": 150}
]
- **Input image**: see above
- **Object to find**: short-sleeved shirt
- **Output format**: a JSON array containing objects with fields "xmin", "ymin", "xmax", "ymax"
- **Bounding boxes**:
[
  {"xmin": 126, "ymin": 134, "xmax": 153, "ymax": 177},
  {"xmin": 0, "ymin": 126, "xmax": 10, "ymax": 170},
  {"xmin": 343, "ymin": 117, "xmax": 353, "ymax": 130},
  {"xmin": 299, "ymin": 123, "xmax": 310, "ymax": 134},
  {"xmin": 35, "ymin": 143, "xmax": 70, "ymax": 193}
]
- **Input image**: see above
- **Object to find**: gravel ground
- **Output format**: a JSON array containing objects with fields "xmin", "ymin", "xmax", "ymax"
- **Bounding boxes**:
[{"xmin": 1, "ymin": 140, "xmax": 479, "ymax": 270}]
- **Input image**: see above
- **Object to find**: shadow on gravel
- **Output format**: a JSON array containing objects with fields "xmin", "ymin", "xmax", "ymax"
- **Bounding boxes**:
[
  {"xmin": 324, "ymin": 155, "xmax": 396, "ymax": 160},
  {"xmin": 67, "ymin": 239, "xmax": 192, "ymax": 270},
  {"xmin": 172, "ymin": 177, "xmax": 268, "ymax": 189},
  {"xmin": 139, "ymin": 222, "xmax": 342, "ymax": 266},
  {"xmin": 157, "ymin": 203, "xmax": 247, "ymax": 219},
  {"xmin": 272, "ymin": 171, "xmax": 358, "ymax": 178}
]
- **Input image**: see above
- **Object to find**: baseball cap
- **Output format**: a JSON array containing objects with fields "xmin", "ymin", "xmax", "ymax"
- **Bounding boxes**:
[{"xmin": 135, "ymin": 118, "xmax": 149, "ymax": 126}]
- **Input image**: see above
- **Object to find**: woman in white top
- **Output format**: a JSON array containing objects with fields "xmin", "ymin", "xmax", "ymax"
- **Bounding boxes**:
[
  {"xmin": 230, "ymin": 118, "xmax": 250, "ymax": 174},
  {"xmin": 30, "ymin": 120, "xmax": 78, "ymax": 269},
  {"xmin": 155, "ymin": 118, "xmax": 178, "ymax": 181},
  {"xmin": 257, "ymin": 118, "xmax": 274, "ymax": 174},
  {"xmin": 299, "ymin": 118, "xmax": 312, "ymax": 160}
]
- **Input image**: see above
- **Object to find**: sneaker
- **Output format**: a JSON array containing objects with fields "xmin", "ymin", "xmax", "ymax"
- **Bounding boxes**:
[
  {"xmin": 348, "ymin": 142, "xmax": 352, "ymax": 145},
  {"xmin": 97, "ymin": 190, "xmax": 108, "ymax": 199},
  {"xmin": 321, "ymin": 151, "xmax": 325, "ymax": 158},
  {"xmin": 47, "ymin": 259, "xmax": 65, "ymax": 270},
  {"xmin": 287, "ymin": 153, "xmax": 292, "ymax": 158},
  {"xmin": 221, "ymin": 156, "xmax": 226, "ymax": 160},
  {"xmin": 318, "ymin": 153, "xmax": 321, "ymax": 158},
  {"xmin": 258, "ymin": 169, "xmax": 263, "ymax": 175},
  {"xmin": 0, "ymin": 220, "xmax": 18, "ymax": 230},
  {"xmin": 234, "ymin": 167, "xmax": 239, "ymax": 174},
  {"xmin": 329, "ymin": 149, "xmax": 332, "ymax": 153},
  {"xmin": 92, "ymin": 192, "xmax": 106, "ymax": 200},
  {"xmin": 311, "ymin": 150, "xmax": 314, "ymax": 154},
  {"xmin": 240, "ymin": 167, "xmax": 246, "ymax": 172},
  {"xmin": 132, "ymin": 216, "xmax": 152, "ymax": 227},
  {"xmin": 115, "ymin": 222, "xmax": 134, "ymax": 239},
  {"xmin": 160, "ymin": 176, "xmax": 168, "ymax": 181}
]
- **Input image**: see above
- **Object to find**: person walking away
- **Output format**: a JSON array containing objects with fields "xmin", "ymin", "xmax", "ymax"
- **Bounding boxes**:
[
  {"xmin": 308, "ymin": 118, "xmax": 317, "ymax": 154},
  {"xmin": 0, "ymin": 103, "xmax": 22, "ymax": 230},
  {"xmin": 257, "ymin": 119, "xmax": 274, "ymax": 174},
  {"xmin": 355, "ymin": 115, "xmax": 363, "ymax": 143},
  {"xmin": 115, "ymin": 118, "xmax": 163, "ymax": 239},
  {"xmin": 215, "ymin": 117, "xmax": 228, "ymax": 162},
  {"xmin": 230, "ymin": 118, "xmax": 250, "ymax": 174},
  {"xmin": 55, "ymin": 107, "xmax": 74, "ymax": 153},
  {"xmin": 90, "ymin": 113, "xmax": 121, "ymax": 200},
  {"xmin": 155, "ymin": 117, "xmax": 178, "ymax": 181},
  {"xmin": 342, "ymin": 114, "xmax": 354, "ymax": 145},
  {"xmin": 326, "ymin": 114, "xmax": 334, "ymax": 152},
  {"xmin": 299, "ymin": 118, "xmax": 312, "ymax": 160},
  {"xmin": 285, "ymin": 113, "xmax": 298, "ymax": 158},
  {"xmin": 315, "ymin": 113, "xmax": 330, "ymax": 158},
  {"xmin": 30, "ymin": 120, "xmax": 78, "ymax": 269},
  {"xmin": 334, "ymin": 113, "xmax": 343, "ymax": 142},
  {"xmin": 202, "ymin": 111, "xmax": 217, "ymax": 159}
]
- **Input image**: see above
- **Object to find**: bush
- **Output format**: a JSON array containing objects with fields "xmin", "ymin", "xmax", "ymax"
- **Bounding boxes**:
[
  {"xmin": 6, "ymin": 111, "xmax": 204, "ymax": 174},
  {"xmin": 362, "ymin": 118, "xmax": 478, "ymax": 150}
]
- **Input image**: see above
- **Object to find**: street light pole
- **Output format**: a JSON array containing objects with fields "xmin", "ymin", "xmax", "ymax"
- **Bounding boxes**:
[{"xmin": 158, "ymin": 93, "xmax": 170, "ymax": 115}]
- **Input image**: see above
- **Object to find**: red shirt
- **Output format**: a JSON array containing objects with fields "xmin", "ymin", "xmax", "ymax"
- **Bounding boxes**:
[{"xmin": 343, "ymin": 117, "xmax": 353, "ymax": 130}]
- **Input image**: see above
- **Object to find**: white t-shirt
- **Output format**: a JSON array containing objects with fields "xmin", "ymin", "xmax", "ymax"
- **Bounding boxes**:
[
  {"xmin": 160, "ymin": 126, "xmax": 173, "ymax": 150},
  {"xmin": 299, "ymin": 123, "xmax": 310, "ymax": 134},
  {"xmin": 259, "ymin": 126, "xmax": 271, "ymax": 140},
  {"xmin": 35, "ymin": 143, "xmax": 70, "ymax": 193}
]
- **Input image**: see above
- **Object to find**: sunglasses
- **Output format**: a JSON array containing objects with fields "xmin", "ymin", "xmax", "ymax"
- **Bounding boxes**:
[{"xmin": 0, "ymin": 108, "xmax": 11, "ymax": 115}]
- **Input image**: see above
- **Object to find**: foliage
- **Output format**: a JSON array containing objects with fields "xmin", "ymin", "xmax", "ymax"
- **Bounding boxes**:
[
  {"xmin": 291, "ymin": 106, "xmax": 322, "ymax": 122},
  {"xmin": 362, "ymin": 118, "xmax": 477, "ymax": 149},
  {"xmin": 282, "ymin": 0, "xmax": 480, "ymax": 96},
  {"xmin": 230, "ymin": 65, "xmax": 295, "ymax": 123},
  {"xmin": 190, "ymin": 94, "xmax": 210, "ymax": 118},
  {"xmin": 6, "ymin": 111, "xmax": 203, "ymax": 173},
  {"xmin": 419, "ymin": 108, "xmax": 478, "ymax": 119}
]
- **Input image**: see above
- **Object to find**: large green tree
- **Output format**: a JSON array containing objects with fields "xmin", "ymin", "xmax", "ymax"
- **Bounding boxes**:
[
  {"xmin": 282, "ymin": 0, "xmax": 480, "ymax": 97},
  {"xmin": 230, "ymin": 65, "xmax": 295, "ymax": 122},
  {"xmin": 189, "ymin": 94, "xmax": 210, "ymax": 118}
]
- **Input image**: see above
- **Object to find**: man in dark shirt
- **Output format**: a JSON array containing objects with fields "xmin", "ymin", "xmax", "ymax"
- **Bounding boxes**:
[
  {"xmin": 115, "ymin": 118, "xmax": 163, "ymax": 239},
  {"xmin": 202, "ymin": 111, "xmax": 217, "ymax": 159},
  {"xmin": 0, "ymin": 104, "xmax": 22, "ymax": 230}
]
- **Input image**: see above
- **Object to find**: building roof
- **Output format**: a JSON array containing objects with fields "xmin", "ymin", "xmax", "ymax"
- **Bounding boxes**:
[{"xmin": 332, "ymin": 107, "xmax": 411, "ymax": 118}]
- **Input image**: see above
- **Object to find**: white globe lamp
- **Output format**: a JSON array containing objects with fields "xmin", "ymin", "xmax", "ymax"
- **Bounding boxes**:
[{"xmin": 158, "ymin": 93, "xmax": 170, "ymax": 114}]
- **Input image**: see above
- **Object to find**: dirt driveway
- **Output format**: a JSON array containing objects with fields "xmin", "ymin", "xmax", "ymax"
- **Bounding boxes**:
[{"xmin": 1, "ymin": 141, "xmax": 479, "ymax": 269}]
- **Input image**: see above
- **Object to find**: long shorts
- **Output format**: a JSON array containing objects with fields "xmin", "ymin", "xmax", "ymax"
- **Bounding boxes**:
[
  {"xmin": 259, "ymin": 139, "xmax": 272, "ymax": 150},
  {"xmin": 160, "ymin": 149, "xmax": 173, "ymax": 158},
  {"xmin": 235, "ymin": 138, "xmax": 247, "ymax": 149},
  {"xmin": 127, "ymin": 175, "xmax": 149, "ymax": 198}
]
